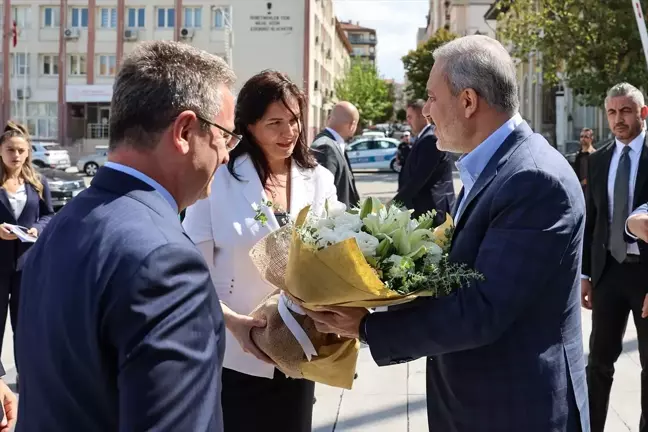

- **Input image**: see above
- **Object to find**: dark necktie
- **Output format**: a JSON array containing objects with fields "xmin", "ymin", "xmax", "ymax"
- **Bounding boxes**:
[{"xmin": 610, "ymin": 145, "xmax": 631, "ymax": 263}]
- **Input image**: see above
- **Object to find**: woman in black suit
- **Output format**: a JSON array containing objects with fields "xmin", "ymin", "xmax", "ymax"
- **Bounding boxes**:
[{"xmin": 0, "ymin": 121, "xmax": 53, "ymax": 356}]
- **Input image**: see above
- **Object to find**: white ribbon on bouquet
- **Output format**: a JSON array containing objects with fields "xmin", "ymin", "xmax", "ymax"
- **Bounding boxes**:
[{"xmin": 277, "ymin": 291, "xmax": 318, "ymax": 361}]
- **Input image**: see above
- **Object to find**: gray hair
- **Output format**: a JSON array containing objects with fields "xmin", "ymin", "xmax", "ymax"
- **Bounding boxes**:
[
  {"xmin": 433, "ymin": 35, "xmax": 519, "ymax": 115},
  {"xmin": 109, "ymin": 40, "xmax": 236, "ymax": 150},
  {"xmin": 605, "ymin": 82, "xmax": 645, "ymax": 107}
]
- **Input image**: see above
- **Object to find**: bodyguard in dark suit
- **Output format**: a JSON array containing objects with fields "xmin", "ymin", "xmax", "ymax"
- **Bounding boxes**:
[
  {"xmin": 0, "ymin": 121, "xmax": 53, "ymax": 357},
  {"xmin": 393, "ymin": 99, "xmax": 455, "ymax": 223},
  {"xmin": 311, "ymin": 101, "xmax": 360, "ymax": 208},
  {"xmin": 582, "ymin": 82, "xmax": 648, "ymax": 432},
  {"xmin": 307, "ymin": 35, "xmax": 588, "ymax": 432},
  {"xmin": 16, "ymin": 41, "xmax": 237, "ymax": 431}
]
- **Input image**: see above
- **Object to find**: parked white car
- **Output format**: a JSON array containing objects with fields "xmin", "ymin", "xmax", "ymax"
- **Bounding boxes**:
[
  {"xmin": 31, "ymin": 142, "xmax": 71, "ymax": 170},
  {"xmin": 361, "ymin": 131, "xmax": 386, "ymax": 138},
  {"xmin": 346, "ymin": 137, "xmax": 400, "ymax": 172},
  {"xmin": 76, "ymin": 146, "xmax": 108, "ymax": 176}
]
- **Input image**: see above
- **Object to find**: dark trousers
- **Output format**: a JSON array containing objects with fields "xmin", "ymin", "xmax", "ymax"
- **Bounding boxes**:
[
  {"xmin": 0, "ymin": 270, "xmax": 21, "ymax": 358},
  {"xmin": 221, "ymin": 367, "xmax": 315, "ymax": 432},
  {"xmin": 587, "ymin": 257, "xmax": 648, "ymax": 432}
]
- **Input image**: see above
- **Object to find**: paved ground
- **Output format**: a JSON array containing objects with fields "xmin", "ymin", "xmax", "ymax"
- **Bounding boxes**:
[{"xmin": 2, "ymin": 170, "xmax": 641, "ymax": 431}]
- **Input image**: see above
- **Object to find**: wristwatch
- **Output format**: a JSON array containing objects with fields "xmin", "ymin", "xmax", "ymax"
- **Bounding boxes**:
[{"xmin": 359, "ymin": 313, "xmax": 370, "ymax": 345}]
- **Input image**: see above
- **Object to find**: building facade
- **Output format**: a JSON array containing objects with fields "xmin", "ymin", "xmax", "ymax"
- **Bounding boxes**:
[
  {"xmin": 339, "ymin": 21, "xmax": 376, "ymax": 66},
  {"xmin": 427, "ymin": 0, "xmax": 495, "ymax": 37},
  {"xmin": 0, "ymin": 0, "xmax": 351, "ymax": 153}
]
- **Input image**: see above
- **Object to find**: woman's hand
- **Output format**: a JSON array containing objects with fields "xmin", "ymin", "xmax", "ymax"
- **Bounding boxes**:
[
  {"xmin": 0, "ymin": 225, "xmax": 17, "ymax": 241},
  {"xmin": 221, "ymin": 304, "xmax": 274, "ymax": 364},
  {"xmin": 26, "ymin": 227, "xmax": 38, "ymax": 238}
]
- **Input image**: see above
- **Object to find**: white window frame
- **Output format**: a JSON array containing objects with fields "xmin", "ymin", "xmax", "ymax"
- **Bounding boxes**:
[
  {"xmin": 69, "ymin": 7, "xmax": 88, "ymax": 28},
  {"xmin": 97, "ymin": 55, "xmax": 116, "ymax": 77},
  {"xmin": 19, "ymin": 103, "xmax": 58, "ymax": 139},
  {"xmin": 40, "ymin": 54, "xmax": 58, "ymax": 76},
  {"xmin": 99, "ymin": 7, "xmax": 117, "ymax": 29},
  {"xmin": 127, "ymin": 7, "xmax": 146, "ymax": 28},
  {"xmin": 12, "ymin": 53, "xmax": 30, "ymax": 76},
  {"xmin": 212, "ymin": 6, "xmax": 230, "ymax": 29},
  {"xmin": 41, "ymin": 6, "xmax": 60, "ymax": 28},
  {"xmin": 156, "ymin": 7, "xmax": 175, "ymax": 28},
  {"xmin": 183, "ymin": 7, "xmax": 202, "ymax": 28},
  {"xmin": 12, "ymin": 7, "xmax": 32, "ymax": 30},
  {"xmin": 68, "ymin": 54, "xmax": 86, "ymax": 76}
]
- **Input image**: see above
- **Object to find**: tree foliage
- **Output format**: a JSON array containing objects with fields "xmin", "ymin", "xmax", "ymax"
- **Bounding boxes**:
[
  {"xmin": 496, "ymin": 0, "xmax": 648, "ymax": 105},
  {"xmin": 402, "ymin": 28, "xmax": 459, "ymax": 100},
  {"xmin": 335, "ymin": 60, "xmax": 393, "ymax": 125}
]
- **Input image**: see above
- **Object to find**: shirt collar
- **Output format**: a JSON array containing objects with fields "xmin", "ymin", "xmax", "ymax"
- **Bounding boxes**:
[
  {"xmin": 104, "ymin": 161, "xmax": 179, "ymax": 213},
  {"xmin": 455, "ymin": 113, "xmax": 524, "ymax": 192},
  {"xmin": 325, "ymin": 127, "xmax": 345, "ymax": 149},
  {"xmin": 615, "ymin": 129, "xmax": 645, "ymax": 155},
  {"xmin": 417, "ymin": 124, "xmax": 432, "ymax": 139}
]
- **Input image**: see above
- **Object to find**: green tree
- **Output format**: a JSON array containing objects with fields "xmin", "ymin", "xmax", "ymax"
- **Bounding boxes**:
[
  {"xmin": 402, "ymin": 28, "xmax": 459, "ymax": 100},
  {"xmin": 335, "ymin": 60, "xmax": 393, "ymax": 125},
  {"xmin": 396, "ymin": 108, "xmax": 407, "ymax": 122},
  {"xmin": 496, "ymin": 0, "xmax": 648, "ymax": 105}
]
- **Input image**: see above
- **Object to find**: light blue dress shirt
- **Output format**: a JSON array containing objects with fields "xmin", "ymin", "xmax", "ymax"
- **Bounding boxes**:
[
  {"xmin": 104, "ymin": 161, "xmax": 178, "ymax": 213},
  {"xmin": 454, "ymin": 113, "xmax": 523, "ymax": 219}
]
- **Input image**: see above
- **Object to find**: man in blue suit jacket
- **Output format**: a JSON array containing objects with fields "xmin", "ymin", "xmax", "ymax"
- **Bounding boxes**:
[
  {"xmin": 16, "ymin": 41, "xmax": 237, "ymax": 431},
  {"xmin": 307, "ymin": 35, "xmax": 589, "ymax": 431}
]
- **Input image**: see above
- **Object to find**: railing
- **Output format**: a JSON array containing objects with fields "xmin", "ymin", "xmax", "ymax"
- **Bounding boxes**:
[{"xmin": 87, "ymin": 123, "xmax": 109, "ymax": 139}]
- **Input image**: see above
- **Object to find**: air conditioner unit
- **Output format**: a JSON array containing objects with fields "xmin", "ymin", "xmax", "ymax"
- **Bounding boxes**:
[
  {"xmin": 180, "ymin": 28, "xmax": 194, "ymax": 39},
  {"xmin": 314, "ymin": 80, "xmax": 319, "ymax": 91},
  {"xmin": 17, "ymin": 87, "xmax": 31, "ymax": 99},
  {"xmin": 326, "ymin": 49, "xmax": 332, "ymax": 59},
  {"xmin": 124, "ymin": 29, "xmax": 138, "ymax": 41},
  {"xmin": 64, "ymin": 28, "xmax": 80, "ymax": 39}
]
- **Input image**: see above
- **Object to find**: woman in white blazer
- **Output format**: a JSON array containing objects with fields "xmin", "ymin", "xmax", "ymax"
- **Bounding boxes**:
[{"xmin": 183, "ymin": 70, "xmax": 337, "ymax": 431}]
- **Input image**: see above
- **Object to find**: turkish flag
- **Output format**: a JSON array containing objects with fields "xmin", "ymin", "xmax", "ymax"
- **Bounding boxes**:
[{"xmin": 12, "ymin": 21, "xmax": 17, "ymax": 47}]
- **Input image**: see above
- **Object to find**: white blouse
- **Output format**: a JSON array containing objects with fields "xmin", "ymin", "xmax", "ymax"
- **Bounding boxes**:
[
  {"xmin": 6, "ymin": 184, "xmax": 27, "ymax": 220},
  {"xmin": 183, "ymin": 155, "xmax": 337, "ymax": 379}
]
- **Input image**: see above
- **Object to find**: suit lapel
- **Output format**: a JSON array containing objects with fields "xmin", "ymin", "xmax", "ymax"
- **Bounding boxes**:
[
  {"xmin": 237, "ymin": 156, "xmax": 280, "ymax": 233},
  {"xmin": 453, "ymin": 121, "xmax": 534, "ymax": 234},
  {"xmin": 289, "ymin": 162, "xmax": 314, "ymax": 216},
  {"xmin": 0, "ymin": 189, "xmax": 14, "ymax": 223},
  {"xmin": 16, "ymin": 184, "xmax": 36, "ymax": 226},
  {"xmin": 634, "ymin": 135, "xmax": 648, "ymax": 207},
  {"xmin": 597, "ymin": 143, "xmax": 615, "ymax": 216}
]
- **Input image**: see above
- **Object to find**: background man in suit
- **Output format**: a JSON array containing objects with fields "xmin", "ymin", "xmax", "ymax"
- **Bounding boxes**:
[
  {"xmin": 311, "ymin": 101, "xmax": 360, "ymax": 208},
  {"xmin": 16, "ymin": 41, "xmax": 236, "ymax": 431},
  {"xmin": 582, "ymin": 82, "xmax": 648, "ymax": 432},
  {"xmin": 393, "ymin": 99, "xmax": 455, "ymax": 223},
  {"xmin": 306, "ymin": 35, "xmax": 588, "ymax": 432}
]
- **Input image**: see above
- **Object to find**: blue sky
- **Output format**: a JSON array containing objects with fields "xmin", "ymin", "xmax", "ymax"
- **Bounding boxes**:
[{"xmin": 333, "ymin": 0, "xmax": 429, "ymax": 83}]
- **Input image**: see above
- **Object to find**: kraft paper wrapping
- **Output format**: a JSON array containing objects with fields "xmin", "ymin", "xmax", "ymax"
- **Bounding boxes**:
[{"xmin": 249, "ymin": 206, "xmax": 453, "ymax": 389}]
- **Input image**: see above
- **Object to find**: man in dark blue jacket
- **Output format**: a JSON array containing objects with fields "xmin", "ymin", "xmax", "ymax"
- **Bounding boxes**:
[
  {"xmin": 307, "ymin": 35, "xmax": 589, "ymax": 432},
  {"xmin": 16, "ymin": 41, "xmax": 236, "ymax": 431}
]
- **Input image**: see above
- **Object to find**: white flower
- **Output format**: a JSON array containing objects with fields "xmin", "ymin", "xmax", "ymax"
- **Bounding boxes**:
[
  {"xmin": 332, "ymin": 212, "xmax": 363, "ymax": 232},
  {"xmin": 352, "ymin": 231, "xmax": 380, "ymax": 257},
  {"xmin": 326, "ymin": 200, "xmax": 347, "ymax": 218}
]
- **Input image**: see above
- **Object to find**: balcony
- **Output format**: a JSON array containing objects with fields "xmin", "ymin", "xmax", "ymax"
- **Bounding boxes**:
[{"xmin": 348, "ymin": 35, "xmax": 377, "ymax": 45}]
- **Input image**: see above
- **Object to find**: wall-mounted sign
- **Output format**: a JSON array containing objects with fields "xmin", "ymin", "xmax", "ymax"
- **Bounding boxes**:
[
  {"xmin": 66, "ymin": 85, "xmax": 113, "ymax": 103},
  {"xmin": 249, "ymin": 2, "xmax": 292, "ymax": 32}
]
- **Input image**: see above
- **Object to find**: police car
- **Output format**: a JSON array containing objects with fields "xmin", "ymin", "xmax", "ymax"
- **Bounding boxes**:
[{"xmin": 346, "ymin": 137, "xmax": 400, "ymax": 172}]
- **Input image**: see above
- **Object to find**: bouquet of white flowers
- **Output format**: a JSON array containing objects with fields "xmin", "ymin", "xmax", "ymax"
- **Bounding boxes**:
[{"xmin": 249, "ymin": 197, "xmax": 482, "ymax": 389}]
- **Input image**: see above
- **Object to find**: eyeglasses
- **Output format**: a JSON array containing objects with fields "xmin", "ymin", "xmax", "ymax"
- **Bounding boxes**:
[{"xmin": 197, "ymin": 115, "xmax": 242, "ymax": 152}]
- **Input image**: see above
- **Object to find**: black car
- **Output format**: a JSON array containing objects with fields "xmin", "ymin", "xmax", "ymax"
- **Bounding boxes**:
[{"xmin": 36, "ymin": 167, "xmax": 86, "ymax": 210}]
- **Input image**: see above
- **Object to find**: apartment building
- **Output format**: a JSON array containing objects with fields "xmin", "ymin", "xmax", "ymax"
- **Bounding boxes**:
[
  {"xmin": 426, "ymin": 0, "xmax": 495, "ymax": 37},
  {"xmin": 339, "ymin": 21, "xmax": 377, "ymax": 66},
  {"xmin": 0, "ymin": 0, "xmax": 351, "ymax": 150}
]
